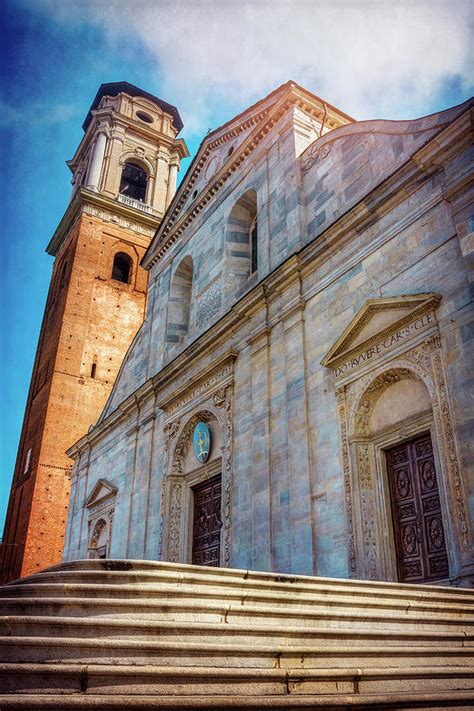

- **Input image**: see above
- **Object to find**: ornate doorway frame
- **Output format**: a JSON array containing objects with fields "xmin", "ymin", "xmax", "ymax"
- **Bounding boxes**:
[
  {"xmin": 323, "ymin": 295, "xmax": 471, "ymax": 584},
  {"xmin": 157, "ymin": 353, "xmax": 236, "ymax": 566}
]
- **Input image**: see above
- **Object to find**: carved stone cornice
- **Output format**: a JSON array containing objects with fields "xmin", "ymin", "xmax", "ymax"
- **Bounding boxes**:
[
  {"xmin": 322, "ymin": 293, "xmax": 441, "ymax": 373},
  {"xmin": 46, "ymin": 188, "xmax": 161, "ymax": 257}
]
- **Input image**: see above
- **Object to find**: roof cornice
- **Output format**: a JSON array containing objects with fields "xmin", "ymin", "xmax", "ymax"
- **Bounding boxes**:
[{"xmin": 82, "ymin": 82, "xmax": 183, "ymax": 133}]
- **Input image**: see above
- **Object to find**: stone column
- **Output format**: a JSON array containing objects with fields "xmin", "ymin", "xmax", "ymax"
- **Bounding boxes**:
[
  {"xmin": 153, "ymin": 150, "xmax": 170, "ymax": 213},
  {"xmin": 102, "ymin": 129, "xmax": 125, "ymax": 197},
  {"xmin": 86, "ymin": 130, "xmax": 108, "ymax": 192},
  {"xmin": 166, "ymin": 157, "xmax": 179, "ymax": 208}
]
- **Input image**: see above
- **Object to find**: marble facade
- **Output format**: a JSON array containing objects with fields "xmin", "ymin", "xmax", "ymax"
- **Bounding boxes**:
[{"xmin": 63, "ymin": 82, "xmax": 474, "ymax": 587}]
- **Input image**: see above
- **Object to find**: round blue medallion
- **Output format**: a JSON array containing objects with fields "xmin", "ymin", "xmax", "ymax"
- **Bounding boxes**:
[{"xmin": 193, "ymin": 422, "xmax": 211, "ymax": 464}]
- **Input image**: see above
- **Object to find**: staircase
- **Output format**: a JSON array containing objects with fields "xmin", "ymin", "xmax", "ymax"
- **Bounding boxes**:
[{"xmin": 0, "ymin": 559, "xmax": 473, "ymax": 708}]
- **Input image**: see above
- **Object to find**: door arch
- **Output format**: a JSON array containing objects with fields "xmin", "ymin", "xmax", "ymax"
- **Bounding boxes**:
[{"xmin": 344, "ymin": 361, "xmax": 459, "ymax": 582}]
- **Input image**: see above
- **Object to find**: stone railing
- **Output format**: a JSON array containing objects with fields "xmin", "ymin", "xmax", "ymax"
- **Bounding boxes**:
[{"xmin": 117, "ymin": 194, "xmax": 155, "ymax": 214}]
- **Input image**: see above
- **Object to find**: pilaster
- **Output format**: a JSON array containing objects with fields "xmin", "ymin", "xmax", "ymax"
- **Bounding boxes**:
[
  {"xmin": 249, "ymin": 327, "xmax": 272, "ymax": 570},
  {"xmin": 282, "ymin": 298, "xmax": 315, "ymax": 574}
]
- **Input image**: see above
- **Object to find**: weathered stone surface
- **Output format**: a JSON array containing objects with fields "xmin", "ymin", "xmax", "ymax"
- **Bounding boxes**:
[{"xmin": 0, "ymin": 560, "xmax": 473, "ymax": 706}]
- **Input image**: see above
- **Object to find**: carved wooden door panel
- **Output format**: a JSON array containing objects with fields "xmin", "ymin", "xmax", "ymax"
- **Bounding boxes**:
[
  {"xmin": 386, "ymin": 434, "xmax": 449, "ymax": 583},
  {"xmin": 192, "ymin": 474, "xmax": 222, "ymax": 567}
]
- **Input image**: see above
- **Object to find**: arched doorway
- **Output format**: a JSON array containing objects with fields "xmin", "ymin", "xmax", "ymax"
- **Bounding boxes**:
[
  {"xmin": 346, "ymin": 365, "xmax": 454, "ymax": 583},
  {"xmin": 159, "ymin": 382, "xmax": 234, "ymax": 567}
]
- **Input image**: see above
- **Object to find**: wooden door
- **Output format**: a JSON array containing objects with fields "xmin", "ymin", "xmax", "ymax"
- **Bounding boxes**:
[
  {"xmin": 191, "ymin": 474, "xmax": 222, "ymax": 567},
  {"xmin": 386, "ymin": 434, "xmax": 449, "ymax": 583}
]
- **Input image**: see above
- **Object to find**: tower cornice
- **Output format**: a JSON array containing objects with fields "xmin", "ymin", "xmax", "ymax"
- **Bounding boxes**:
[{"xmin": 46, "ymin": 188, "xmax": 162, "ymax": 257}]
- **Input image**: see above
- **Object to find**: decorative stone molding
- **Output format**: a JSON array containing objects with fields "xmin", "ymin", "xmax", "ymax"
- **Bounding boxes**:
[
  {"xmin": 158, "ymin": 351, "xmax": 237, "ymax": 418},
  {"xmin": 195, "ymin": 278, "xmax": 222, "ymax": 330},
  {"xmin": 118, "ymin": 149, "xmax": 156, "ymax": 178},
  {"xmin": 143, "ymin": 82, "xmax": 349, "ymax": 269},
  {"xmin": 158, "ymin": 355, "xmax": 235, "ymax": 566},
  {"xmin": 85, "ymin": 479, "xmax": 117, "ymax": 559},
  {"xmin": 82, "ymin": 203, "xmax": 155, "ymax": 237},
  {"xmin": 324, "ymin": 295, "xmax": 470, "ymax": 581},
  {"xmin": 335, "ymin": 386, "xmax": 357, "ymax": 576}
]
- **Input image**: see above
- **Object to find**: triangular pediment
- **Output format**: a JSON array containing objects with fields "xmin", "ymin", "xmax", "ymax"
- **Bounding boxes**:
[
  {"xmin": 85, "ymin": 479, "xmax": 118, "ymax": 508},
  {"xmin": 321, "ymin": 293, "xmax": 441, "ymax": 369},
  {"xmin": 143, "ymin": 81, "xmax": 352, "ymax": 268}
]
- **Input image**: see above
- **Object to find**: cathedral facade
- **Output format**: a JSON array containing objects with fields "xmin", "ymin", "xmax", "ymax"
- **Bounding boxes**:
[{"xmin": 59, "ymin": 82, "xmax": 473, "ymax": 587}]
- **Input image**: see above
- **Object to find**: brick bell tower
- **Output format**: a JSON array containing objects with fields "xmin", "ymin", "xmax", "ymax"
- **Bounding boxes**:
[{"xmin": 0, "ymin": 83, "xmax": 188, "ymax": 583}]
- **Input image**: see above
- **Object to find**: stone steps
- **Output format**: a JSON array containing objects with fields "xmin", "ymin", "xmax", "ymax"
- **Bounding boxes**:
[
  {"xmin": 4, "ymin": 632, "xmax": 474, "ymax": 668},
  {"xmin": 16, "ymin": 560, "xmax": 474, "ymax": 602},
  {"xmin": 3, "ymin": 580, "xmax": 473, "ymax": 616},
  {"xmin": 1, "ymin": 663, "xmax": 473, "ymax": 698},
  {"xmin": 1, "ymin": 689, "xmax": 474, "ymax": 709},
  {"xmin": 2, "ymin": 597, "xmax": 472, "ymax": 633},
  {"xmin": 1, "ymin": 559, "xmax": 473, "ymax": 706},
  {"xmin": 2, "ymin": 632, "xmax": 473, "ymax": 667}
]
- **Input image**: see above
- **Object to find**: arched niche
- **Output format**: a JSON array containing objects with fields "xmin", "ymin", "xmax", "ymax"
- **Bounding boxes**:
[
  {"xmin": 166, "ymin": 256, "xmax": 193, "ymax": 348},
  {"xmin": 341, "ymin": 359, "xmax": 465, "ymax": 584},
  {"xmin": 225, "ymin": 189, "xmax": 258, "ymax": 297},
  {"xmin": 111, "ymin": 251, "xmax": 133, "ymax": 284},
  {"xmin": 88, "ymin": 518, "xmax": 110, "ymax": 559}
]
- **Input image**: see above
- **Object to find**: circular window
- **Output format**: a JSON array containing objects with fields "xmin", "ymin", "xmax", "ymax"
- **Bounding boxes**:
[
  {"xmin": 192, "ymin": 189, "xmax": 198, "ymax": 200},
  {"xmin": 227, "ymin": 145, "xmax": 235, "ymax": 157},
  {"xmin": 136, "ymin": 111, "xmax": 153, "ymax": 124}
]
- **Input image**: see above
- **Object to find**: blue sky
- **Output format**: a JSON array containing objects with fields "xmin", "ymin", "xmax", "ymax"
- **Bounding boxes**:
[{"xmin": 1, "ymin": 0, "xmax": 473, "ymax": 532}]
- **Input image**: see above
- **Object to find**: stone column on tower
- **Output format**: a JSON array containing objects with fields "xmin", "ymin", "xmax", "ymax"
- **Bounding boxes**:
[
  {"xmin": 86, "ymin": 128, "xmax": 108, "ymax": 191},
  {"xmin": 166, "ymin": 153, "xmax": 180, "ymax": 208}
]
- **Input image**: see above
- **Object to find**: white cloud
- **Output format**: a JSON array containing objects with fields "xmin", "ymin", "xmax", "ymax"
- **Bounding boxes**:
[{"xmin": 27, "ymin": 0, "xmax": 474, "ymax": 134}]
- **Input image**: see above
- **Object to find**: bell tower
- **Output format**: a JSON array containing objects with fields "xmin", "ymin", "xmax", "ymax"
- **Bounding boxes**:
[{"xmin": 0, "ymin": 83, "xmax": 188, "ymax": 583}]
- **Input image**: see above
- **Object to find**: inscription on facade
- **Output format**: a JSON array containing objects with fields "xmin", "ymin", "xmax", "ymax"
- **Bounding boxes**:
[{"xmin": 335, "ymin": 314, "xmax": 434, "ymax": 377}]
